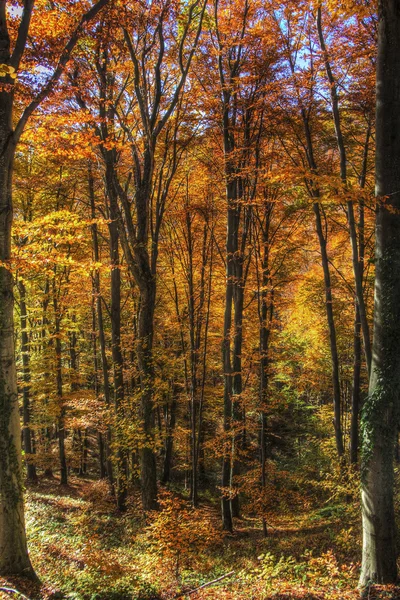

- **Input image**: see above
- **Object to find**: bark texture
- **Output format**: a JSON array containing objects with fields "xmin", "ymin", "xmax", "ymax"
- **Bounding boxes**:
[
  {"xmin": 359, "ymin": 0, "xmax": 400, "ymax": 586},
  {"xmin": 0, "ymin": 32, "xmax": 35, "ymax": 579}
]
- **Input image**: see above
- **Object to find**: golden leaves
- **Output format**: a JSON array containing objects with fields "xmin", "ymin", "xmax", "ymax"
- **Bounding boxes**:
[{"xmin": 0, "ymin": 63, "xmax": 17, "ymax": 79}]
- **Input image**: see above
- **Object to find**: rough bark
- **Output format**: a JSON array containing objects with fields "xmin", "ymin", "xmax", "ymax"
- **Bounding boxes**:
[
  {"xmin": 0, "ymin": 0, "xmax": 109, "ymax": 578},
  {"xmin": 359, "ymin": 0, "xmax": 400, "ymax": 586},
  {"xmin": 0, "ymin": 26, "xmax": 35, "ymax": 578}
]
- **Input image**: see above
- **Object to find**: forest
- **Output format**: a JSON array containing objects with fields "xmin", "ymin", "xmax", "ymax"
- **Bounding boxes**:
[{"xmin": 0, "ymin": 0, "xmax": 400, "ymax": 598}]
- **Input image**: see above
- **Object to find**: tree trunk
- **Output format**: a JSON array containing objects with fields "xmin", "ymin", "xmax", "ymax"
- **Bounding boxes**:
[
  {"xmin": 89, "ymin": 171, "xmax": 114, "ymax": 487},
  {"xmin": 53, "ymin": 288, "xmax": 68, "ymax": 485},
  {"xmin": 137, "ymin": 277, "xmax": 158, "ymax": 511},
  {"xmin": 0, "ymin": 74, "xmax": 35, "ymax": 578},
  {"xmin": 230, "ymin": 279, "xmax": 244, "ymax": 519},
  {"xmin": 258, "ymin": 205, "xmax": 274, "ymax": 537},
  {"xmin": 313, "ymin": 203, "xmax": 344, "ymax": 458},
  {"xmin": 162, "ymin": 391, "xmax": 177, "ymax": 485},
  {"xmin": 317, "ymin": 6, "xmax": 371, "ymax": 376},
  {"xmin": 91, "ymin": 292, "xmax": 106, "ymax": 479},
  {"xmin": 108, "ymin": 195, "xmax": 128, "ymax": 511},
  {"xmin": 293, "ymin": 46, "xmax": 345, "ymax": 459},
  {"xmin": 350, "ymin": 304, "xmax": 361, "ymax": 465},
  {"xmin": 221, "ymin": 196, "xmax": 235, "ymax": 531},
  {"xmin": 359, "ymin": 0, "xmax": 400, "ymax": 586},
  {"xmin": 18, "ymin": 280, "xmax": 37, "ymax": 482}
]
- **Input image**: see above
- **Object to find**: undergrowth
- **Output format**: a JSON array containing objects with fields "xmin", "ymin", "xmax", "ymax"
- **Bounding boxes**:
[{"xmin": 0, "ymin": 462, "xmax": 399, "ymax": 599}]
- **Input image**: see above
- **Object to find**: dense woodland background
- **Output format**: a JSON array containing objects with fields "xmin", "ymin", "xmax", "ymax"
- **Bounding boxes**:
[{"xmin": 1, "ymin": 0, "xmax": 399, "ymax": 598}]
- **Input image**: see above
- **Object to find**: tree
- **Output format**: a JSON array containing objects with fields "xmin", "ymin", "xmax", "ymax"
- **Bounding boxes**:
[
  {"xmin": 359, "ymin": 0, "xmax": 400, "ymax": 587},
  {"xmin": 0, "ymin": 0, "xmax": 109, "ymax": 578}
]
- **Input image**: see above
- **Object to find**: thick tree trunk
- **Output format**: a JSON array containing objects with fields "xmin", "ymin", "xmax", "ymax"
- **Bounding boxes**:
[
  {"xmin": 359, "ymin": 0, "xmax": 400, "ymax": 586},
  {"xmin": 137, "ymin": 277, "xmax": 158, "ymax": 511},
  {"xmin": 18, "ymin": 281, "xmax": 37, "ymax": 482},
  {"xmin": 0, "ymin": 78, "xmax": 35, "ymax": 578}
]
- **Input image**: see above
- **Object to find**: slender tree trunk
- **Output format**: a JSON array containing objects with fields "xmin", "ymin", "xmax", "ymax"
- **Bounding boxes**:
[
  {"xmin": 293, "ymin": 46, "xmax": 345, "ymax": 459},
  {"xmin": 317, "ymin": 6, "xmax": 371, "ymax": 377},
  {"xmin": 350, "ymin": 304, "xmax": 361, "ymax": 465},
  {"xmin": 108, "ymin": 195, "xmax": 128, "ymax": 511},
  {"xmin": 230, "ymin": 279, "xmax": 244, "ymax": 519},
  {"xmin": 162, "ymin": 390, "xmax": 177, "ymax": 484},
  {"xmin": 18, "ymin": 280, "xmax": 37, "ymax": 482},
  {"xmin": 89, "ymin": 170, "xmax": 114, "ymax": 487},
  {"xmin": 351, "ymin": 126, "xmax": 370, "ymax": 466},
  {"xmin": 92, "ymin": 292, "xmax": 106, "ymax": 478},
  {"xmin": 313, "ymin": 203, "xmax": 344, "ymax": 458},
  {"xmin": 222, "ymin": 199, "xmax": 236, "ymax": 532},
  {"xmin": 360, "ymin": 0, "xmax": 400, "ymax": 586},
  {"xmin": 53, "ymin": 288, "xmax": 68, "ymax": 485},
  {"xmin": 258, "ymin": 205, "xmax": 274, "ymax": 537},
  {"xmin": 186, "ymin": 203, "xmax": 199, "ymax": 506}
]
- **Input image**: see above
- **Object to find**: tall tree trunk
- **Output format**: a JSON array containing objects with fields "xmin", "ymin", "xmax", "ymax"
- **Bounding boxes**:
[
  {"xmin": 230, "ymin": 277, "xmax": 244, "ymax": 519},
  {"xmin": 289, "ymin": 36, "xmax": 345, "ymax": 459},
  {"xmin": 317, "ymin": 6, "xmax": 372, "ymax": 377},
  {"xmin": 92, "ymin": 290, "xmax": 106, "ymax": 479},
  {"xmin": 18, "ymin": 280, "xmax": 37, "ymax": 482},
  {"xmin": 162, "ymin": 389, "xmax": 177, "ymax": 485},
  {"xmin": 137, "ymin": 274, "xmax": 158, "ymax": 511},
  {"xmin": 350, "ymin": 304, "xmax": 361, "ymax": 465},
  {"xmin": 313, "ymin": 203, "xmax": 344, "ymax": 458},
  {"xmin": 221, "ymin": 192, "xmax": 239, "ymax": 531},
  {"xmin": 186, "ymin": 203, "xmax": 199, "ymax": 506},
  {"xmin": 89, "ymin": 170, "xmax": 114, "ymax": 487},
  {"xmin": 120, "ymin": 155, "xmax": 158, "ymax": 512},
  {"xmin": 0, "ymin": 0, "xmax": 108, "ymax": 578},
  {"xmin": 53, "ymin": 286, "xmax": 68, "ymax": 485},
  {"xmin": 257, "ymin": 202, "xmax": 274, "ymax": 537},
  {"xmin": 108, "ymin": 191, "xmax": 128, "ymax": 511},
  {"xmin": 359, "ymin": 0, "xmax": 400, "ymax": 586},
  {"xmin": 0, "ymin": 92, "xmax": 35, "ymax": 577}
]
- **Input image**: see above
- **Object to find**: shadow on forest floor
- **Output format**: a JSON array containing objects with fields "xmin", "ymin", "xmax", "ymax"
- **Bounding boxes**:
[{"xmin": 4, "ymin": 477, "xmax": 400, "ymax": 600}]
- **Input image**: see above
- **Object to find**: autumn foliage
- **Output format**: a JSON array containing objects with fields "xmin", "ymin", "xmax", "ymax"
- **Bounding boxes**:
[{"xmin": 0, "ymin": 0, "xmax": 398, "ymax": 598}]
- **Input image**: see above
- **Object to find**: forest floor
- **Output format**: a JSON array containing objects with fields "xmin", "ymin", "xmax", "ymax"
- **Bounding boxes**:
[{"xmin": 1, "ymin": 476, "xmax": 400, "ymax": 600}]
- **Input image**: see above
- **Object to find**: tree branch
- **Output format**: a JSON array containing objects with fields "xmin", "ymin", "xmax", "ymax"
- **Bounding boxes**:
[
  {"xmin": 14, "ymin": 0, "xmax": 110, "ymax": 143},
  {"xmin": 10, "ymin": 0, "xmax": 35, "ymax": 70}
]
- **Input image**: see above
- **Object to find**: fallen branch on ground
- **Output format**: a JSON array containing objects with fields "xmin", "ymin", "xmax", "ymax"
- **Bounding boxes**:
[
  {"xmin": 0, "ymin": 588, "xmax": 31, "ymax": 600},
  {"xmin": 174, "ymin": 570, "xmax": 235, "ymax": 599}
]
